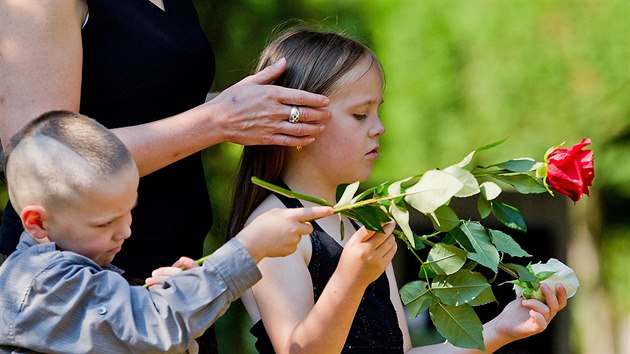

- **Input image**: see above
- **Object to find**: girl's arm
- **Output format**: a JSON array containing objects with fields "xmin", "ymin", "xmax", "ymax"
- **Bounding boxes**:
[
  {"xmin": 386, "ymin": 264, "xmax": 414, "ymax": 352},
  {"xmin": 406, "ymin": 284, "xmax": 567, "ymax": 354},
  {"xmin": 247, "ymin": 198, "xmax": 397, "ymax": 353}
]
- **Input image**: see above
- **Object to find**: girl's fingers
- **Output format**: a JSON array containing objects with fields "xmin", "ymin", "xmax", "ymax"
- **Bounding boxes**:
[{"xmin": 522, "ymin": 298, "xmax": 551, "ymax": 323}]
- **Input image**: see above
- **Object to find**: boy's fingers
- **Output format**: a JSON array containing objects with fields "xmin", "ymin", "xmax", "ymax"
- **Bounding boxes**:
[{"xmin": 295, "ymin": 206, "xmax": 334, "ymax": 221}]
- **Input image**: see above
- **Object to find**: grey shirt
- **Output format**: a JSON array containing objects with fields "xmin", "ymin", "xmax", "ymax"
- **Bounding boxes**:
[{"xmin": 0, "ymin": 232, "xmax": 261, "ymax": 353}]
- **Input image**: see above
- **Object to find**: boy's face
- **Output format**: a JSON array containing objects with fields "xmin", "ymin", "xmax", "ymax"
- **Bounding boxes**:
[{"xmin": 42, "ymin": 164, "xmax": 139, "ymax": 266}]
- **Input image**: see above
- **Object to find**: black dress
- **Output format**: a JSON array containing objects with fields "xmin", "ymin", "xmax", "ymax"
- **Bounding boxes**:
[
  {"xmin": 0, "ymin": 0, "xmax": 218, "ymax": 351},
  {"xmin": 250, "ymin": 189, "xmax": 404, "ymax": 354}
]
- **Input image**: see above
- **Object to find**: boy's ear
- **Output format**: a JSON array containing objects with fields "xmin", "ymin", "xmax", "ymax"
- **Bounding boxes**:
[{"xmin": 20, "ymin": 206, "xmax": 49, "ymax": 240}]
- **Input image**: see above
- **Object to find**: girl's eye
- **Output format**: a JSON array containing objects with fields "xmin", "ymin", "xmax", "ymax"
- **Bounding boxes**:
[
  {"xmin": 97, "ymin": 221, "xmax": 112, "ymax": 228},
  {"xmin": 353, "ymin": 114, "xmax": 368, "ymax": 120}
]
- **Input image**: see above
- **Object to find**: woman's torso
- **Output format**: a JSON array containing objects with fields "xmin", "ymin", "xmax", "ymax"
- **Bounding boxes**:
[{"xmin": 80, "ymin": 0, "xmax": 215, "ymax": 279}]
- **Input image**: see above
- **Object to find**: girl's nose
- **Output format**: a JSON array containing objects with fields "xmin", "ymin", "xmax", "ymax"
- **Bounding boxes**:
[{"xmin": 369, "ymin": 117, "xmax": 385, "ymax": 137}]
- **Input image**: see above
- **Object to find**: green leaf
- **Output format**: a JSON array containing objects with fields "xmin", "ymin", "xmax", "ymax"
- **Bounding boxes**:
[
  {"xmin": 477, "ymin": 193, "xmax": 492, "ymax": 219},
  {"xmin": 252, "ymin": 177, "xmax": 332, "ymax": 206},
  {"xmin": 459, "ymin": 222, "xmax": 500, "ymax": 272},
  {"xmin": 504, "ymin": 263, "xmax": 539, "ymax": 282},
  {"xmin": 429, "ymin": 205, "xmax": 460, "ymax": 232},
  {"xmin": 448, "ymin": 227, "xmax": 475, "ymax": 253},
  {"xmin": 388, "ymin": 178, "xmax": 414, "ymax": 247},
  {"xmin": 427, "ymin": 243, "xmax": 467, "ymax": 275},
  {"xmin": 334, "ymin": 181, "xmax": 360, "ymax": 208},
  {"xmin": 492, "ymin": 174, "xmax": 547, "ymax": 194},
  {"xmin": 489, "ymin": 229, "xmax": 531, "ymax": 257},
  {"xmin": 419, "ymin": 264, "xmax": 438, "ymax": 279},
  {"xmin": 400, "ymin": 280, "xmax": 434, "ymax": 318},
  {"xmin": 405, "ymin": 170, "xmax": 463, "ymax": 214},
  {"xmin": 443, "ymin": 166, "xmax": 480, "ymax": 197},
  {"xmin": 431, "ymin": 270, "xmax": 491, "ymax": 306},
  {"xmin": 494, "ymin": 158, "xmax": 539, "ymax": 172},
  {"xmin": 391, "ymin": 203, "xmax": 413, "ymax": 247},
  {"xmin": 491, "ymin": 201, "xmax": 527, "ymax": 232},
  {"xmin": 476, "ymin": 137, "xmax": 508, "ymax": 152},
  {"xmin": 479, "ymin": 181, "xmax": 502, "ymax": 201},
  {"xmin": 467, "ymin": 286, "xmax": 497, "ymax": 307},
  {"xmin": 339, "ymin": 217, "xmax": 345, "ymax": 241},
  {"xmin": 429, "ymin": 302, "xmax": 485, "ymax": 352},
  {"xmin": 350, "ymin": 205, "xmax": 390, "ymax": 233},
  {"xmin": 455, "ymin": 151, "xmax": 476, "ymax": 168}
]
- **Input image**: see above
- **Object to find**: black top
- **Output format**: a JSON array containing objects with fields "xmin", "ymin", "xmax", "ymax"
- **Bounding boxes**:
[
  {"xmin": 0, "ymin": 0, "xmax": 215, "ymax": 280},
  {"xmin": 250, "ymin": 188, "xmax": 404, "ymax": 354}
]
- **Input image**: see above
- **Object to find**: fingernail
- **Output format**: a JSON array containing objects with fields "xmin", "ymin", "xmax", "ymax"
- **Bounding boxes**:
[{"xmin": 274, "ymin": 57, "xmax": 286, "ymax": 69}]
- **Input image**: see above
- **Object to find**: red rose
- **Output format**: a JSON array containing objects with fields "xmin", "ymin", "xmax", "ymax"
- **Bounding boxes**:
[{"xmin": 545, "ymin": 138, "xmax": 594, "ymax": 202}]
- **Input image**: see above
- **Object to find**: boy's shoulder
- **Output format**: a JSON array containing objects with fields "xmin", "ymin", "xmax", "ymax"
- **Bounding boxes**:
[{"xmin": 0, "ymin": 233, "xmax": 116, "ymax": 303}]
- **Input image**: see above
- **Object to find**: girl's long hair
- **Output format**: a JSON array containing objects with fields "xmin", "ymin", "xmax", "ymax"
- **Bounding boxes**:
[{"xmin": 227, "ymin": 27, "xmax": 380, "ymax": 239}]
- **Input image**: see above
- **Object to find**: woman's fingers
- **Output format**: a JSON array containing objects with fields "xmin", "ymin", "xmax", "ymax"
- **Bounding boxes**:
[{"xmin": 243, "ymin": 57, "xmax": 287, "ymax": 85}]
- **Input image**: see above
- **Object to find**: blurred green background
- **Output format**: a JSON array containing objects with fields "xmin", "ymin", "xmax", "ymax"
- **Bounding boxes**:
[
  {"xmin": 193, "ymin": 1, "xmax": 629, "ymax": 353},
  {"xmin": 1, "ymin": 0, "xmax": 628, "ymax": 353}
]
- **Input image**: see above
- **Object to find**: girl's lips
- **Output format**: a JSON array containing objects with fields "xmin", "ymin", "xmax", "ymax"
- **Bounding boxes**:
[{"xmin": 366, "ymin": 148, "xmax": 379, "ymax": 159}]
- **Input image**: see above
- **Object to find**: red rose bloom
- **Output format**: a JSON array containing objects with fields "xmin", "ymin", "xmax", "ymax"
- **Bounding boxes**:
[{"xmin": 545, "ymin": 138, "xmax": 594, "ymax": 202}]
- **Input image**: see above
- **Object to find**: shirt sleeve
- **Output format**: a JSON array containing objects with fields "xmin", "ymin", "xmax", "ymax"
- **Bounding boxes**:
[{"xmin": 11, "ymin": 238, "xmax": 261, "ymax": 353}]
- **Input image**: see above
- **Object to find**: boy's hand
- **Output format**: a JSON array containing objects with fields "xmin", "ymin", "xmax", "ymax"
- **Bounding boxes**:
[
  {"xmin": 145, "ymin": 256, "xmax": 199, "ymax": 289},
  {"xmin": 337, "ymin": 222, "xmax": 398, "ymax": 288},
  {"xmin": 236, "ymin": 206, "xmax": 334, "ymax": 263}
]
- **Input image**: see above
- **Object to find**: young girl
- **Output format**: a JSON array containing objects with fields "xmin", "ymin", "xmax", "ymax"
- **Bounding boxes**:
[{"xmin": 228, "ymin": 28, "xmax": 567, "ymax": 354}]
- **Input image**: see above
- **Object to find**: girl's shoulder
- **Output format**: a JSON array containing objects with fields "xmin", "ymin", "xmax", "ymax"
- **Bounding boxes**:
[
  {"xmin": 246, "ymin": 194, "xmax": 314, "ymax": 265},
  {"xmin": 244, "ymin": 194, "xmax": 287, "ymax": 227}
]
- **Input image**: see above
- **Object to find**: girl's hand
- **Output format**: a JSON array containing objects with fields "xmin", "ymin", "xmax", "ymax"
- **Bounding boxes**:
[
  {"xmin": 337, "ymin": 222, "xmax": 398, "ymax": 288},
  {"xmin": 490, "ymin": 284, "xmax": 568, "ymax": 345},
  {"xmin": 145, "ymin": 256, "xmax": 199, "ymax": 288}
]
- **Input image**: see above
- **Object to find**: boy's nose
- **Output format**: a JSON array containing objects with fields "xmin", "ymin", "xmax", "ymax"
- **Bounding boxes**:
[{"xmin": 116, "ymin": 213, "xmax": 133, "ymax": 240}]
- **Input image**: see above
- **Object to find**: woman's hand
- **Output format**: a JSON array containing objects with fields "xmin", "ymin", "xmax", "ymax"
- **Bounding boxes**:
[{"xmin": 208, "ymin": 57, "xmax": 331, "ymax": 147}]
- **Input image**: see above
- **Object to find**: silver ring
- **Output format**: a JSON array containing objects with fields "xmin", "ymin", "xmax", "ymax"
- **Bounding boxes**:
[{"xmin": 288, "ymin": 106, "xmax": 300, "ymax": 123}]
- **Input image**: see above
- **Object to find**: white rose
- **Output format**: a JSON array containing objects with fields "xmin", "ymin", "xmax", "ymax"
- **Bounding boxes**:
[{"xmin": 513, "ymin": 258, "xmax": 580, "ymax": 302}]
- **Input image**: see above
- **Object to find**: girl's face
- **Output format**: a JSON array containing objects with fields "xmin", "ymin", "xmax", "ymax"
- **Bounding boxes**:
[{"xmin": 294, "ymin": 58, "xmax": 385, "ymax": 187}]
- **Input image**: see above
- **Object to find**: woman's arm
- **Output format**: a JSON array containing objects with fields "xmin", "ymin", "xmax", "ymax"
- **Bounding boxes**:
[
  {"xmin": 1, "ymin": 2, "xmax": 330, "ymax": 176},
  {"xmin": 0, "ymin": 0, "xmax": 86, "ymax": 147},
  {"xmin": 113, "ymin": 59, "xmax": 330, "ymax": 176}
]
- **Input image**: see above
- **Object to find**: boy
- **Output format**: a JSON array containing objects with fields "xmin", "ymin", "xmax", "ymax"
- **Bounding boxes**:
[{"xmin": 0, "ymin": 111, "xmax": 332, "ymax": 353}]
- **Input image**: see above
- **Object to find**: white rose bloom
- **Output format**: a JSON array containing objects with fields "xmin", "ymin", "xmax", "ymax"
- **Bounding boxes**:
[{"xmin": 513, "ymin": 258, "xmax": 580, "ymax": 301}]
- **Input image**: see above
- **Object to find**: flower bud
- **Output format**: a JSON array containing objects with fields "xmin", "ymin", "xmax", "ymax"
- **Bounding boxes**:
[
  {"xmin": 544, "ymin": 138, "xmax": 594, "ymax": 202},
  {"xmin": 513, "ymin": 258, "xmax": 580, "ymax": 302}
]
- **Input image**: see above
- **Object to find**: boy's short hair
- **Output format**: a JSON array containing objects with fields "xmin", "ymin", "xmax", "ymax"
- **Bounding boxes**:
[{"xmin": 4, "ymin": 110, "xmax": 134, "ymax": 210}]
